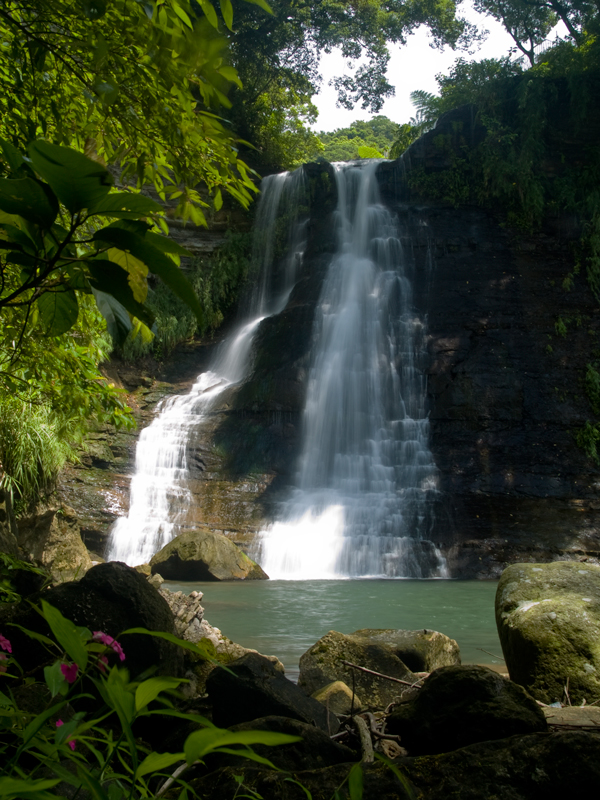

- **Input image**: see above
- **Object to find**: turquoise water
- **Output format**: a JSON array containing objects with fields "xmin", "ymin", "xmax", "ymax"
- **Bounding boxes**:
[{"xmin": 164, "ymin": 579, "xmax": 503, "ymax": 679}]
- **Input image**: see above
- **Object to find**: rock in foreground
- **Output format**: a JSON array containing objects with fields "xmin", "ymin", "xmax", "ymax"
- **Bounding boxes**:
[
  {"xmin": 298, "ymin": 630, "xmax": 417, "ymax": 709},
  {"xmin": 496, "ymin": 561, "xmax": 600, "ymax": 704},
  {"xmin": 351, "ymin": 628, "xmax": 460, "ymax": 672},
  {"xmin": 387, "ymin": 665, "xmax": 547, "ymax": 755},
  {"xmin": 149, "ymin": 529, "xmax": 268, "ymax": 581}
]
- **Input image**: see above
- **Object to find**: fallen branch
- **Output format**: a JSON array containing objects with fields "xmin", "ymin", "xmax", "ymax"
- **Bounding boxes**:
[
  {"xmin": 476, "ymin": 648, "xmax": 505, "ymax": 661},
  {"xmin": 352, "ymin": 714, "xmax": 374, "ymax": 764},
  {"xmin": 341, "ymin": 660, "xmax": 421, "ymax": 688}
]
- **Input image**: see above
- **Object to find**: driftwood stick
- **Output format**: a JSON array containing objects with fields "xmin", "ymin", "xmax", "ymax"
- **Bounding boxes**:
[
  {"xmin": 341, "ymin": 660, "xmax": 418, "ymax": 687},
  {"xmin": 352, "ymin": 715, "xmax": 374, "ymax": 764}
]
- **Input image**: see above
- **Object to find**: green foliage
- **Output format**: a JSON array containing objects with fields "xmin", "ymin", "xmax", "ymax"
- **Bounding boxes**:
[
  {"xmin": 121, "ymin": 231, "xmax": 252, "ymax": 360},
  {"xmin": 0, "ymin": 0, "xmax": 262, "ymax": 220},
  {"xmin": 313, "ymin": 116, "xmax": 398, "ymax": 162},
  {"xmin": 575, "ymin": 420, "xmax": 600, "ymax": 463},
  {"xmin": 0, "ymin": 552, "xmax": 46, "ymax": 605},
  {"xmin": 0, "ymin": 602, "xmax": 300, "ymax": 799}
]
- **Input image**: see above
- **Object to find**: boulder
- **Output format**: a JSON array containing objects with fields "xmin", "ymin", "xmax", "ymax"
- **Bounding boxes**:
[
  {"xmin": 189, "ymin": 731, "xmax": 600, "ymax": 800},
  {"xmin": 150, "ymin": 529, "xmax": 268, "ymax": 581},
  {"xmin": 495, "ymin": 562, "xmax": 600, "ymax": 704},
  {"xmin": 206, "ymin": 652, "xmax": 339, "ymax": 733},
  {"xmin": 298, "ymin": 630, "xmax": 417, "ymax": 709},
  {"xmin": 350, "ymin": 628, "xmax": 461, "ymax": 672},
  {"xmin": 386, "ymin": 665, "xmax": 547, "ymax": 755},
  {"xmin": 17, "ymin": 506, "xmax": 92, "ymax": 583},
  {"xmin": 311, "ymin": 681, "xmax": 363, "ymax": 715},
  {"xmin": 0, "ymin": 487, "xmax": 19, "ymax": 556},
  {"xmin": 0, "ymin": 561, "xmax": 183, "ymax": 678}
]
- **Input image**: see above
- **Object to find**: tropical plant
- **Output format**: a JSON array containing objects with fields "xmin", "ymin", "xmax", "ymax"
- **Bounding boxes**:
[{"xmin": 0, "ymin": 600, "xmax": 300, "ymax": 799}]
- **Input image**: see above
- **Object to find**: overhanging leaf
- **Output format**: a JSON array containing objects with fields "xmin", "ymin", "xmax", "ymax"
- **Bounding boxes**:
[
  {"xmin": 88, "ymin": 258, "xmax": 154, "ymax": 326},
  {"xmin": 91, "ymin": 287, "xmax": 133, "ymax": 346},
  {"xmin": 28, "ymin": 141, "xmax": 113, "ymax": 214},
  {"xmin": 37, "ymin": 290, "xmax": 79, "ymax": 336},
  {"xmin": 106, "ymin": 247, "xmax": 149, "ymax": 302},
  {"xmin": 136, "ymin": 750, "xmax": 185, "ymax": 778},
  {"xmin": 184, "ymin": 728, "xmax": 301, "ymax": 764},
  {"xmin": 0, "ymin": 177, "xmax": 58, "ymax": 228},
  {"xmin": 122, "ymin": 627, "xmax": 217, "ymax": 660},
  {"xmin": 91, "ymin": 228, "xmax": 204, "ymax": 326},
  {"xmin": 220, "ymin": 0, "xmax": 233, "ymax": 29},
  {"xmin": 90, "ymin": 192, "xmax": 163, "ymax": 219}
]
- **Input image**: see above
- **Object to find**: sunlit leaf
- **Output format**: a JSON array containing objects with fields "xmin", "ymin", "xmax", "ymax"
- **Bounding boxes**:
[
  {"xmin": 184, "ymin": 728, "xmax": 301, "ymax": 764},
  {"xmin": 220, "ymin": 0, "xmax": 233, "ymax": 29},
  {"xmin": 136, "ymin": 750, "xmax": 185, "ymax": 778},
  {"xmin": 0, "ymin": 177, "xmax": 58, "ymax": 228},
  {"xmin": 91, "ymin": 287, "xmax": 132, "ymax": 346},
  {"xmin": 105, "ymin": 248, "xmax": 149, "ymax": 302},
  {"xmin": 90, "ymin": 192, "xmax": 163, "ymax": 219},
  {"xmin": 41, "ymin": 601, "xmax": 89, "ymax": 670},
  {"xmin": 135, "ymin": 676, "xmax": 186, "ymax": 711}
]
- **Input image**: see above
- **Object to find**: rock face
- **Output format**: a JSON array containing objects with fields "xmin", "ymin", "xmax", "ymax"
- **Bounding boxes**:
[
  {"xmin": 206, "ymin": 652, "xmax": 339, "ymax": 733},
  {"xmin": 387, "ymin": 665, "xmax": 547, "ymax": 755},
  {"xmin": 150, "ymin": 529, "xmax": 268, "ymax": 581},
  {"xmin": 298, "ymin": 630, "xmax": 417, "ymax": 709},
  {"xmin": 351, "ymin": 628, "xmax": 461, "ymax": 672},
  {"xmin": 17, "ymin": 506, "xmax": 92, "ymax": 583},
  {"xmin": 495, "ymin": 561, "xmax": 600, "ymax": 704}
]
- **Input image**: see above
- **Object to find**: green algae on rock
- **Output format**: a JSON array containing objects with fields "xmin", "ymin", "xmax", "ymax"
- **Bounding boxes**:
[{"xmin": 495, "ymin": 561, "xmax": 600, "ymax": 704}]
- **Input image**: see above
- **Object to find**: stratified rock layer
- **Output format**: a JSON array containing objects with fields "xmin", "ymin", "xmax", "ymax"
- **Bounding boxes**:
[
  {"xmin": 495, "ymin": 561, "xmax": 600, "ymax": 704},
  {"xmin": 150, "ymin": 529, "xmax": 268, "ymax": 581}
]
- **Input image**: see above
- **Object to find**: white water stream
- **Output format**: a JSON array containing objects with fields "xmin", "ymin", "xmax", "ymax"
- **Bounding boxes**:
[
  {"xmin": 107, "ymin": 170, "xmax": 308, "ymax": 565},
  {"xmin": 255, "ymin": 162, "xmax": 446, "ymax": 579},
  {"xmin": 109, "ymin": 161, "xmax": 446, "ymax": 578}
]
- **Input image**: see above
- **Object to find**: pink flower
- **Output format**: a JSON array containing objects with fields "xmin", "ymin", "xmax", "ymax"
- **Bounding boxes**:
[
  {"xmin": 0, "ymin": 635, "xmax": 11, "ymax": 653},
  {"xmin": 56, "ymin": 719, "xmax": 76, "ymax": 751},
  {"xmin": 92, "ymin": 631, "xmax": 125, "ymax": 662},
  {"xmin": 60, "ymin": 663, "xmax": 79, "ymax": 684}
]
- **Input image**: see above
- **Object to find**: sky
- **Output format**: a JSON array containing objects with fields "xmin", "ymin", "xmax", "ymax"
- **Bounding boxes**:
[{"xmin": 310, "ymin": 5, "xmax": 519, "ymax": 132}]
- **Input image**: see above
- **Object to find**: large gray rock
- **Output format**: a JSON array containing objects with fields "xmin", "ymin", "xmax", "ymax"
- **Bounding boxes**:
[
  {"xmin": 386, "ymin": 665, "xmax": 547, "ymax": 755},
  {"xmin": 206, "ymin": 652, "xmax": 339, "ymax": 733},
  {"xmin": 298, "ymin": 630, "xmax": 417, "ymax": 709},
  {"xmin": 150, "ymin": 529, "xmax": 268, "ymax": 581},
  {"xmin": 495, "ymin": 562, "xmax": 600, "ymax": 704},
  {"xmin": 351, "ymin": 628, "xmax": 461, "ymax": 672},
  {"xmin": 17, "ymin": 506, "xmax": 92, "ymax": 583}
]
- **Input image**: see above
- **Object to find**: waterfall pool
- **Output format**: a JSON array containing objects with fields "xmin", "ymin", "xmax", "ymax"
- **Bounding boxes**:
[{"xmin": 164, "ymin": 579, "xmax": 503, "ymax": 680}]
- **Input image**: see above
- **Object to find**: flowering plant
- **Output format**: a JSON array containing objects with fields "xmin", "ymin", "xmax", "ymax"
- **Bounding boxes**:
[{"xmin": 0, "ymin": 601, "xmax": 299, "ymax": 800}]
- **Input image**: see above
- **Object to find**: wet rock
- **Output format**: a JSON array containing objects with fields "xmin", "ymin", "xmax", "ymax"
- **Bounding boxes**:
[
  {"xmin": 150, "ymin": 529, "xmax": 268, "ymax": 581},
  {"xmin": 158, "ymin": 584, "xmax": 205, "ymax": 641},
  {"xmin": 298, "ymin": 630, "xmax": 417, "ymax": 709},
  {"xmin": 495, "ymin": 562, "xmax": 600, "ymax": 704},
  {"xmin": 17, "ymin": 506, "xmax": 92, "ymax": 583},
  {"xmin": 206, "ymin": 652, "xmax": 339, "ymax": 733},
  {"xmin": 0, "ymin": 561, "xmax": 183, "ymax": 679},
  {"xmin": 311, "ymin": 681, "xmax": 363, "ymax": 715},
  {"xmin": 0, "ymin": 487, "xmax": 19, "ymax": 556},
  {"xmin": 386, "ymin": 664, "xmax": 547, "ymax": 755},
  {"xmin": 350, "ymin": 628, "xmax": 461, "ymax": 672}
]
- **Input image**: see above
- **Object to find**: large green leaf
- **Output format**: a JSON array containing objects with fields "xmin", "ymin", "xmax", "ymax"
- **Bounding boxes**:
[
  {"xmin": 28, "ymin": 141, "xmax": 113, "ymax": 214},
  {"xmin": 144, "ymin": 232, "xmax": 192, "ymax": 257},
  {"xmin": 37, "ymin": 290, "xmax": 79, "ymax": 336},
  {"xmin": 122, "ymin": 627, "xmax": 217, "ymax": 660},
  {"xmin": 41, "ymin": 601, "xmax": 89, "ymax": 670},
  {"xmin": 0, "ymin": 177, "xmax": 58, "ymax": 228},
  {"xmin": 89, "ymin": 192, "xmax": 163, "ymax": 219},
  {"xmin": 136, "ymin": 750, "xmax": 185, "ymax": 778},
  {"xmin": 91, "ymin": 288, "xmax": 132, "ymax": 346},
  {"xmin": 87, "ymin": 259, "xmax": 155, "ymax": 327},
  {"xmin": 184, "ymin": 728, "xmax": 301, "ymax": 764},
  {"xmin": 92, "ymin": 228, "xmax": 204, "ymax": 325},
  {"xmin": 135, "ymin": 676, "xmax": 186, "ymax": 712},
  {"xmin": 0, "ymin": 777, "xmax": 62, "ymax": 800}
]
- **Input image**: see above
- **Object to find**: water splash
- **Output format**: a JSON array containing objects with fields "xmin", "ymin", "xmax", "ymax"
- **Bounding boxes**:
[
  {"xmin": 256, "ymin": 162, "xmax": 446, "ymax": 579},
  {"xmin": 107, "ymin": 170, "xmax": 308, "ymax": 565}
]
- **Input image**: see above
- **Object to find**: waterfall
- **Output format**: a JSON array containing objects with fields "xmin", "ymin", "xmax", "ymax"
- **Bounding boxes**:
[
  {"xmin": 106, "ymin": 170, "xmax": 308, "ymax": 565},
  {"xmin": 256, "ymin": 161, "xmax": 446, "ymax": 579}
]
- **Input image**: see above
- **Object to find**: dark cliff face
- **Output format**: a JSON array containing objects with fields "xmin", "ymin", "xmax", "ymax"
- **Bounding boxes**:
[{"xmin": 55, "ymin": 139, "xmax": 600, "ymax": 576}]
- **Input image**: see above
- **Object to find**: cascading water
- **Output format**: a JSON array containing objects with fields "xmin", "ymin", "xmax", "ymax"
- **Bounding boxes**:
[
  {"xmin": 256, "ymin": 161, "xmax": 446, "ymax": 579},
  {"xmin": 107, "ymin": 170, "xmax": 308, "ymax": 565}
]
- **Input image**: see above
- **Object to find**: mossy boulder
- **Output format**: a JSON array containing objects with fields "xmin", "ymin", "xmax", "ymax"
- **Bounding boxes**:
[
  {"xmin": 386, "ymin": 665, "xmax": 546, "ymax": 755},
  {"xmin": 495, "ymin": 562, "xmax": 600, "ymax": 704},
  {"xmin": 298, "ymin": 630, "xmax": 416, "ymax": 709},
  {"xmin": 150, "ymin": 529, "xmax": 268, "ymax": 581},
  {"xmin": 17, "ymin": 506, "xmax": 92, "ymax": 583},
  {"xmin": 351, "ymin": 628, "xmax": 460, "ymax": 672},
  {"xmin": 311, "ymin": 681, "xmax": 363, "ymax": 715}
]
